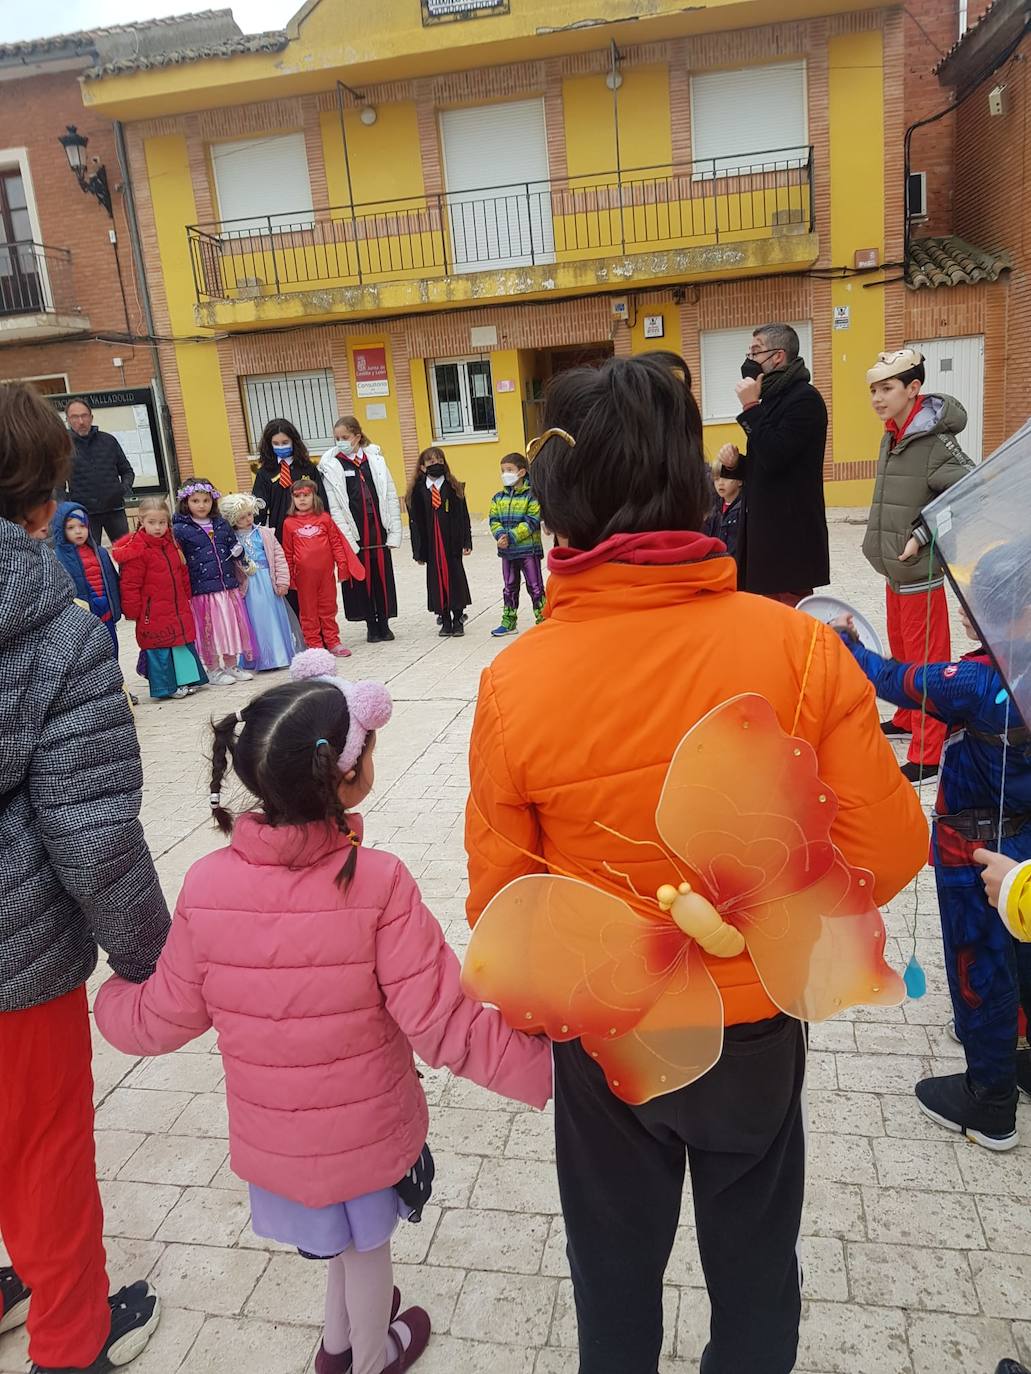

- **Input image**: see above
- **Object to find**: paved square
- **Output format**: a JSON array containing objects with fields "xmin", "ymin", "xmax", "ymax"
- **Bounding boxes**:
[{"xmin": 3, "ymin": 514, "xmax": 1029, "ymax": 1374}]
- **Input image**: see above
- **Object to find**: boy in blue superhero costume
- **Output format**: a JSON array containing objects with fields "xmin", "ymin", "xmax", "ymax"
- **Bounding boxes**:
[{"xmin": 834, "ymin": 543, "xmax": 1031, "ymax": 1150}]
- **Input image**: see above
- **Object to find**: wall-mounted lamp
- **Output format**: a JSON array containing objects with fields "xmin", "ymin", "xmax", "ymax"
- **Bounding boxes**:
[
  {"xmin": 605, "ymin": 71, "xmax": 623, "ymax": 90},
  {"xmin": 57, "ymin": 124, "xmax": 113, "ymax": 216},
  {"xmin": 360, "ymin": 105, "xmax": 378, "ymax": 126}
]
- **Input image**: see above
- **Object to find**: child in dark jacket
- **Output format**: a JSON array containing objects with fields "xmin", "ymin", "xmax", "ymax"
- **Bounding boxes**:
[
  {"xmin": 51, "ymin": 501, "xmax": 121, "ymax": 655},
  {"xmin": 406, "ymin": 448, "xmax": 472, "ymax": 638},
  {"xmin": 714, "ymin": 474, "xmax": 744, "ymax": 563},
  {"xmin": 488, "ymin": 453, "xmax": 544, "ymax": 638},
  {"xmin": 172, "ymin": 478, "xmax": 254, "ymax": 687},
  {"xmin": 113, "ymin": 497, "xmax": 207, "ymax": 700}
]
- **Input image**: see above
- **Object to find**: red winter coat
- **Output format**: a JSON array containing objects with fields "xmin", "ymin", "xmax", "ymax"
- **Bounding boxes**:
[{"xmin": 112, "ymin": 529, "xmax": 197, "ymax": 650}]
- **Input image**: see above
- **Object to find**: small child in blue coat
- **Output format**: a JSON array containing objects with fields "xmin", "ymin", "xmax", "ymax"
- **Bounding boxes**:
[{"xmin": 51, "ymin": 501, "xmax": 122, "ymax": 656}]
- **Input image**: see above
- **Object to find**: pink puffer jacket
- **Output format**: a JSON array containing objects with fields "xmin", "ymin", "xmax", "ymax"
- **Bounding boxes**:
[{"xmin": 94, "ymin": 812, "xmax": 551, "ymax": 1207}]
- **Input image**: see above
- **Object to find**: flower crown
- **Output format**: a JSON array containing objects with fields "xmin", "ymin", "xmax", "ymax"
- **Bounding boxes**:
[
  {"xmin": 177, "ymin": 480, "xmax": 222, "ymax": 501},
  {"xmin": 289, "ymin": 650, "xmax": 393, "ymax": 773}
]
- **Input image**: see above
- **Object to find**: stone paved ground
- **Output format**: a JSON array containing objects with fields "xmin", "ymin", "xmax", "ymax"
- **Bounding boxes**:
[{"xmin": 3, "ymin": 512, "xmax": 1030, "ymax": 1374}]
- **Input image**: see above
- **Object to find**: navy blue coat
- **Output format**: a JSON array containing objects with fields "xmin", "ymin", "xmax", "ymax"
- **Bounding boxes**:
[
  {"xmin": 51, "ymin": 501, "xmax": 121, "ymax": 624},
  {"xmin": 172, "ymin": 513, "xmax": 243, "ymax": 596}
]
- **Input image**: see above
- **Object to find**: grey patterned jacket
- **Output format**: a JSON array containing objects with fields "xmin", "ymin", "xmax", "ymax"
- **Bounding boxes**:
[{"xmin": 0, "ymin": 518, "xmax": 170, "ymax": 1012}]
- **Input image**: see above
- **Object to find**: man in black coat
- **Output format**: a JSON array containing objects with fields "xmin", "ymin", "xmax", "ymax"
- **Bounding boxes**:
[
  {"xmin": 65, "ymin": 397, "xmax": 136, "ymax": 545},
  {"xmin": 718, "ymin": 323, "xmax": 830, "ymax": 605}
]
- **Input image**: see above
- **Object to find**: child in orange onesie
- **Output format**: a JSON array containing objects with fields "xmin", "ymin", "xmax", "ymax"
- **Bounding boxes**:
[{"xmin": 283, "ymin": 478, "xmax": 364, "ymax": 657}]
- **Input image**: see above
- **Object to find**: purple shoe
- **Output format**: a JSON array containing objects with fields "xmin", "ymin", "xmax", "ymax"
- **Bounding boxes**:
[{"xmin": 314, "ymin": 1288, "xmax": 401, "ymax": 1374}]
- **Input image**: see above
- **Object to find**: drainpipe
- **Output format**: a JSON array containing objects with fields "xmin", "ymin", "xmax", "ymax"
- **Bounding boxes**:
[{"xmin": 113, "ymin": 117, "xmax": 181, "ymax": 491}]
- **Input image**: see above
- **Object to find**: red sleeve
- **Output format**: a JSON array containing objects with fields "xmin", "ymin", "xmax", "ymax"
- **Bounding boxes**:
[
  {"xmin": 118, "ymin": 550, "xmax": 144, "ymax": 621},
  {"xmin": 325, "ymin": 514, "xmax": 365, "ymax": 582}
]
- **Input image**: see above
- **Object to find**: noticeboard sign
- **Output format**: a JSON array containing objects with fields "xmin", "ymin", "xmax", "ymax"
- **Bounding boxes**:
[
  {"xmin": 422, "ymin": 0, "xmax": 509, "ymax": 25},
  {"xmin": 48, "ymin": 385, "xmax": 169, "ymax": 495}
]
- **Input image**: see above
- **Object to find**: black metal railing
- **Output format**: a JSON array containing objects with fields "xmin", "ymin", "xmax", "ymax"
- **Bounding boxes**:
[
  {"xmin": 188, "ymin": 148, "xmax": 815, "ymax": 303},
  {"xmin": 0, "ymin": 241, "xmax": 76, "ymax": 317}
]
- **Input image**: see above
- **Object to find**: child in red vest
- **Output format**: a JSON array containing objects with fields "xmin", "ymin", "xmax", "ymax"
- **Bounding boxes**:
[
  {"xmin": 283, "ymin": 479, "xmax": 364, "ymax": 656},
  {"xmin": 51, "ymin": 502, "xmax": 122, "ymax": 655}
]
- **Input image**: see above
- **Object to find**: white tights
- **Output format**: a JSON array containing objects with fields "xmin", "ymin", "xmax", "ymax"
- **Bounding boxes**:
[{"xmin": 322, "ymin": 1241, "xmax": 401, "ymax": 1374}]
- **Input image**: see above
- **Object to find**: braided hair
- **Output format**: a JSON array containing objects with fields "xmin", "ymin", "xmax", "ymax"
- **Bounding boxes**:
[{"xmin": 209, "ymin": 679, "xmax": 363, "ymax": 886}]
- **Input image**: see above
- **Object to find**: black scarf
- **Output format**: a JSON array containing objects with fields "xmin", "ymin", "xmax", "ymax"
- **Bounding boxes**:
[{"xmin": 759, "ymin": 356, "xmax": 811, "ymax": 404}]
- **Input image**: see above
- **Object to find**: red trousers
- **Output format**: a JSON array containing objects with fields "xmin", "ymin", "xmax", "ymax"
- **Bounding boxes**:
[
  {"xmin": 885, "ymin": 583, "xmax": 951, "ymax": 765},
  {"xmin": 0, "ymin": 987, "xmax": 110, "ymax": 1367},
  {"xmin": 295, "ymin": 563, "xmax": 341, "ymax": 650}
]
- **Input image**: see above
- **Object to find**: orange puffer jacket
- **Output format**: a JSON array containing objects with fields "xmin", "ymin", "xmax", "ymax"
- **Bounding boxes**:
[{"xmin": 466, "ymin": 539, "xmax": 928, "ymax": 1027}]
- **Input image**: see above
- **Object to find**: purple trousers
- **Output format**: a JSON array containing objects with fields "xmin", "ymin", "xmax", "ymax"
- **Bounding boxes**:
[{"xmin": 502, "ymin": 555, "xmax": 545, "ymax": 610}]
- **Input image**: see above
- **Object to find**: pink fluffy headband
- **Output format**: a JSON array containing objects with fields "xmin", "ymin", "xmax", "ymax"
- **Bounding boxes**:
[{"xmin": 289, "ymin": 649, "xmax": 393, "ymax": 773}]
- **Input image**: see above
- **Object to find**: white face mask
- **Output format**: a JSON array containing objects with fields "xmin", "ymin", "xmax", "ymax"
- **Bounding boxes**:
[
  {"xmin": 501, "ymin": 471, "xmax": 521, "ymax": 487},
  {"xmin": 337, "ymin": 439, "xmax": 356, "ymax": 455}
]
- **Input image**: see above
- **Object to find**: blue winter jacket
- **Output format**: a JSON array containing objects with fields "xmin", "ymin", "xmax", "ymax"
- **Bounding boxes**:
[
  {"xmin": 172, "ymin": 512, "xmax": 243, "ymax": 596},
  {"xmin": 51, "ymin": 501, "xmax": 121, "ymax": 625}
]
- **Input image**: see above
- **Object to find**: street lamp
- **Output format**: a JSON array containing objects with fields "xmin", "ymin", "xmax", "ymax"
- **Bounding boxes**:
[{"xmin": 58, "ymin": 125, "xmax": 113, "ymax": 216}]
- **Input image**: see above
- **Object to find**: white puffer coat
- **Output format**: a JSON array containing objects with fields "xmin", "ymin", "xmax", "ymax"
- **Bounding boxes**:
[{"xmin": 319, "ymin": 443, "xmax": 403, "ymax": 554}]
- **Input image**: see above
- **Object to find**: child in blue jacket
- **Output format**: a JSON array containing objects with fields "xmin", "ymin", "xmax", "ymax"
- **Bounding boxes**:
[
  {"xmin": 833, "ymin": 554, "xmax": 1031, "ymax": 1151},
  {"xmin": 172, "ymin": 478, "xmax": 254, "ymax": 686},
  {"xmin": 51, "ymin": 501, "xmax": 121, "ymax": 656}
]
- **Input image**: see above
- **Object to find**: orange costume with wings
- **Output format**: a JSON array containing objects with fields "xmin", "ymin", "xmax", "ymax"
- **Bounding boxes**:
[{"xmin": 464, "ymin": 543, "xmax": 929, "ymax": 1104}]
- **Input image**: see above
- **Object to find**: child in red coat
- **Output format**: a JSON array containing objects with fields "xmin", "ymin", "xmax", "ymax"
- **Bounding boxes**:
[
  {"xmin": 283, "ymin": 479, "xmax": 364, "ymax": 657},
  {"xmin": 112, "ymin": 497, "xmax": 208, "ymax": 700}
]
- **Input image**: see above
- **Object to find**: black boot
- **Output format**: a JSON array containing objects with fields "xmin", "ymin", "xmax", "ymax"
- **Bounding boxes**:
[
  {"xmin": 366, "ymin": 618, "xmax": 382, "ymax": 643},
  {"xmin": 438, "ymin": 611, "xmax": 453, "ymax": 637},
  {"xmin": 451, "ymin": 610, "xmax": 465, "ymax": 637},
  {"xmin": 378, "ymin": 612, "xmax": 395, "ymax": 642},
  {"xmin": 915, "ymin": 1071, "xmax": 1018, "ymax": 1151}
]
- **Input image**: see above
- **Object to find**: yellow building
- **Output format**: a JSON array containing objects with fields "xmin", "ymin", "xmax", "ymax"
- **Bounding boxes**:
[{"xmin": 81, "ymin": 0, "xmax": 909, "ymax": 511}]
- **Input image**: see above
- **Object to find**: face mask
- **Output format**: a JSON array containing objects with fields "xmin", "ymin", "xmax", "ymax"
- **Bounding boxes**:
[
  {"xmin": 425, "ymin": 463, "xmax": 445, "ymax": 479},
  {"xmin": 337, "ymin": 440, "xmax": 356, "ymax": 455},
  {"xmin": 272, "ymin": 443, "xmax": 293, "ymax": 459},
  {"xmin": 501, "ymin": 471, "xmax": 521, "ymax": 487},
  {"xmin": 740, "ymin": 358, "xmax": 764, "ymax": 381}
]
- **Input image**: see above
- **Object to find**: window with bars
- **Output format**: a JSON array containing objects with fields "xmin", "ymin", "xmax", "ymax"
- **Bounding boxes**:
[
  {"xmin": 241, "ymin": 370, "xmax": 338, "ymax": 452},
  {"xmin": 428, "ymin": 357, "xmax": 497, "ymax": 440}
]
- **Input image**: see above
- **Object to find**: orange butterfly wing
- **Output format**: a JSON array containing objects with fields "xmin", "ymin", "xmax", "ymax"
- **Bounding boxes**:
[{"xmin": 461, "ymin": 874, "xmax": 684, "ymax": 1043}]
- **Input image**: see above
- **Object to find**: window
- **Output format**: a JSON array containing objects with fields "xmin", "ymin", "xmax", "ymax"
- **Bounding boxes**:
[
  {"xmin": 210, "ymin": 133, "xmax": 313, "ymax": 232},
  {"xmin": 428, "ymin": 357, "xmax": 496, "ymax": 440},
  {"xmin": 906, "ymin": 171, "xmax": 927, "ymax": 221},
  {"xmin": 690, "ymin": 61, "xmax": 808, "ymax": 174},
  {"xmin": 242, "ymin": 369, "xmax": 338, "ymax": 452},
  {"xmin": 699, "ymin": 322, "xmax": 814, "ymax": 423}
]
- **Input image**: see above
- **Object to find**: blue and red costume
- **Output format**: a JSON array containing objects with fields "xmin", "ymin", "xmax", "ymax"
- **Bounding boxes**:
[{"xmin": 841, "ymin": 637, "xmax": 1031, "ymax": 1094}]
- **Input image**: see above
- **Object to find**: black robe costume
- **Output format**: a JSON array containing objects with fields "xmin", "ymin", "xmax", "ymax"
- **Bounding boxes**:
[
  {"xmin": 407, "ymin": 478, "xmax": 472, "ymax": 615},
  {"xmin": 333, "ymin": 453, "xmax": 398, "ymax": 625}
]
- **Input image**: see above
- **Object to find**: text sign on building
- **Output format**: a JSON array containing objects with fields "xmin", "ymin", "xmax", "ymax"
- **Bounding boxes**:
[
  {"xmin": 354, "ymin": 347, "xmax": 390, "ymax": 397},
  {"xmin": 422, "ymin": 0, "xmax": 509, "ymax": 24}
]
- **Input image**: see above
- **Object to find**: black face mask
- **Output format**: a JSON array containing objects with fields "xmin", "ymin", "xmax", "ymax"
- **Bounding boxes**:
[
  {"xmin": 741, "ymin": 357, "xmax": 765, "ymax": 381},
  {"xmin": 425, "ymin": 463, "xmax": 445, "ymax": 479}
]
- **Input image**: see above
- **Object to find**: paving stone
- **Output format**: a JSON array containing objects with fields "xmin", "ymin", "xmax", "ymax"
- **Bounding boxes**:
[
  {"xmin": 451, "ymin": 1271, "xmax": 557, "ymax": 1346},
  {"xmin": 429, "ymin": 1149, "xmax": 484, "ymax": 1207},
  {"xmin": 151, "ymin": 1243, "xmax": 269, "ymax": 1316},
  {"xmin": 843, "ymin": 1053, "xmax": 925, "ymax": 1095},
  {"xmin": 176, "ymin": 1315, "xmax": 318, "ymax": 1374},
  {"xmin": 906, "ymin": 1312, "xmax": 1015, "ymax": 1374},
  {"xmin": 808, "ymin": 1134, "xmax": 878, "ymax": 1185},
  {"xmin": 124, "ymin": 1306, "xmax": 206, "ymax": 1374},
  {"xmin": 871, "ymin": 1136, "xmax": 965, "ymax": 1191},
  {"xmin": 95, "ymin": 1087, "xmax": 195, "ymax": 1134},
  {"xmin": 801, "ymin": 1236, "xmax": 849, "ymax": 1302},
  {"xmin": 471, "ymin": 1158, "xmax": 563, "ymax": 1215},
  {"xmin": 392, "ymin": 1263, "xmax": 466, "ymax": 1332},
  {"xmin": 429, "ymin": 1208, "xmax": 550, "ymax": 1274},
  {"xmin": 157, "ymin": 1187, "xmax": 252, "ymax": 1247},
  {"xmin": 802, "ymin": 1179, "xmax": 866, "ymax": 1241},
  {"xmin": 846, "ymin": 1242, "xmax": 978, "ymax": 1313},
  {"xmin": 102, "ymin": 1236, "xmax": 166, "ymax": 1287},
  {"xmin": 861, "ymin": 1187, "xmax": 985, "ymax": 1249},
  {"xmin": 975, "ymin": 1193, "xmax": 1031, "ymax": 1254},
  {"xmin": 125, "ymin": 1055, "xmax": 225, "ymax": 1095},
  {"xmin": 505, "ymin": 1112, "xmax": 557, "ymax": 1161},
  {"xmin": 118, "ymin": 1134, "xmax": 227, "ymax": 1188},
  {"xmin": 95, "ymin": 1129, "xmax": 148, "ymax": 1180},
  {"xmin": 391, "ymin": 1206, "xmax": 442, "ymax": 1265},
  {"xmin": 417, "ymin": 1335, "xmax": 536, "ymax": 1374},
  {"xmin": 428, "ymin": 1106, "xmax": 513, "ymax": 1156},
  {"xmin": 168, "ymin": 1093, "xmax": 230, "ymax": 1139},
  {"xmin": 244, "ymin": 1253, "xmax": 324, "ymax": 1325},
  {"xmin": 797, "ymin": 1300, "xmax": 911, "ymax": 1374},
  {"xmin": 969, "ymin": 1250, "xmax": 1031, "ymax": 1318},
  {"xmin": 806, "ymin": 1091, "xmax": 884, "ymax": 1137},
  {"xmin": 100, "ymin": 1181, "xmax": 182, "ymax": 1239}
]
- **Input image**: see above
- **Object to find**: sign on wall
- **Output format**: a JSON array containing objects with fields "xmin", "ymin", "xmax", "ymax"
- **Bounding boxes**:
[
  {"xmin": 49, "ymin": 386, "xmax": 168, "ymax": 494},
  {"xmin": 422, "ymin": 0, "xmax": 509, "ymax": 24},
  {"xmin": 354, "ymin": 346, "xmax": 390, "ymax": 397}
]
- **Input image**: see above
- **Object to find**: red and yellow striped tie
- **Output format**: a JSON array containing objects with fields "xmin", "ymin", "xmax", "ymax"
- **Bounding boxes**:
[
  {"xmin": 430, "ymin": 484, "xmax": 442, "ymax": 510},
  {"xmin": 278, "ymin": 460, "xmax": 291, "ymax": 489}
]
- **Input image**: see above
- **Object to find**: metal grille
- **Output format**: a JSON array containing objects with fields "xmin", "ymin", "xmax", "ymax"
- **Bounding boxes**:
[{"xmin": 242, "ymin": 370, "xmax": 338, "ymax": 452}]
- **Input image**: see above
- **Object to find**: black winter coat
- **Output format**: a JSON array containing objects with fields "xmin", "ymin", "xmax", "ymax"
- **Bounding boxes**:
[
  {"xmin": 0, "ymin": 519, "xmax": 169, "ymax": 1011},
  {"xmin": 67, "ymin": 426, "xmax": 136, "ymax": 514},
  {"xmin": 728, "ymin": 373, "xmax": 830, "ymax": 596}
]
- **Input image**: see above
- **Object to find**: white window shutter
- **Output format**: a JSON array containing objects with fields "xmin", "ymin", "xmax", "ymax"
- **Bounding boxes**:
[
  {"xmin": 699, "ymin": 321, "xmax": 813, "ymax": 423},
  {"xmin": 211, "ymin": 133, "xmax": 313, "ymax": 230},
  {"xmin": 690, "ymin": 62, "xmax": 808, "ymax": 173}
]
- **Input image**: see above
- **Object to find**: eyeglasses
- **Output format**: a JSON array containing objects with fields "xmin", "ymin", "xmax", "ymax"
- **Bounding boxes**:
[
  {"xmin": 746, "ymin": 346, "xmax": 779, "ymax": 360},
  {"xmin": 526, "ymin": 428, "xmax": 576, "ymax": 464}
]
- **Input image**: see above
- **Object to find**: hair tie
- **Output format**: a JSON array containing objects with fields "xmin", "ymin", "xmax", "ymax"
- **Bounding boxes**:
[
  {"xmin": 209, "ymin": 792, "xmax": 221, "ymax": 808},
  {"xmin": 315, "ymin": 737, "xmax": 329, "ymax": 748},
  {"xmin": 236, "ymin": 709, "xmax": 245, "ymax": 724},
  {"xmin": 346, "ymin": 829, "xmax": 361, "ymax": 848}
]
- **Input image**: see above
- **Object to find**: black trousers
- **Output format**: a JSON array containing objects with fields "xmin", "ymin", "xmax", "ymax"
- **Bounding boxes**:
[
  {"xmin": 554, "ymin": 1015, "xmax": 806, "ymax": 1374},
  {"xmin": 87, "ymin": 508, "xmax": 129, "ymax": 547}
]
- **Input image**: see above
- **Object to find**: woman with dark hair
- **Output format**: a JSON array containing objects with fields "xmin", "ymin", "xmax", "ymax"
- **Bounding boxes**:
[
  {"xmin": 253, "ymin": 419, "xmax": 328, "ymax": 618},
  {"xmin": 464, "ymin": 353, "xmax": 928, "ymax": 1374}
]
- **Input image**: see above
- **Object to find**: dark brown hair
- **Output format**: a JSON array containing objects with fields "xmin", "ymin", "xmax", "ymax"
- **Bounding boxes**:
[
  {"xmin": 529, "ymin": 353, "xmax": 711, "ymax": 549},
  {"xmin": 501, "ymin": 452, "xmax": 529, "ymax": 478},
  {"xmin": 0, "ymin": 382, "xmax": 72, "ymax": 522},
  {"xmin": 177, "ymin": 479, "xmax": 219, "ymax": 517},
  {"xmin": 290, "ymin": 478, "xmax": 324, "ymax": 515},
  {"xmin": 210, "ymin": 680, "xmax": 362, "ymax": 887},
  {"xmin": 407, "ymin": 446, "xmax": 465, "ymax": 500},
  {"xmin": 257, "ymin": 418, "xmax": 313, "ymax": 474},
  {"xmin": 336, "ymin": 415, "xmax": 370, "ymax": 448}
]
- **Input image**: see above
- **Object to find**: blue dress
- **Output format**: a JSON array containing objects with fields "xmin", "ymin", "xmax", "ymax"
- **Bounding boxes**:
[{"xmin": 241, "ymin": 526, "xmax": 299, "ymax": 671}]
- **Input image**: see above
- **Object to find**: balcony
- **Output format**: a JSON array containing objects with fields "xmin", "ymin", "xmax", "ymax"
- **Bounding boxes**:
[
  {"xmin": 188, "ymin": 149, "xmax": 818, "ymax": 328},
  {"xmin": 0, "ymin": 242, "xmax": 90, "ymax": 342}
]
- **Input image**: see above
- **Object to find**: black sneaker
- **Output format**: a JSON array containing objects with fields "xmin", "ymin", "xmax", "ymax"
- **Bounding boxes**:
[
  {"xmin": 915, "ymin": 1072, "xmax": 1018, "ymax": 1151},
  {"xmin": 1017, "ymin": 1048, "xmax": 1031, "ymax": 1102},
  {"xmin": 880, "ymin": 720, "xmax": 911, "ymax": 737},
  {"xmin": 0, "ymin": 1267, "xmax": 30, "ymax": 1335},
  {"xmin": 900, "ymin": 761, "xmax": 939, "ymax": 786},
  {"xmin": 995, "ymin": 1363, "xmax": 1031, "ymax": 1374},
  {"xmin": 31, "ymin": 1281, "xmax": 160, "ymax": 1373}
]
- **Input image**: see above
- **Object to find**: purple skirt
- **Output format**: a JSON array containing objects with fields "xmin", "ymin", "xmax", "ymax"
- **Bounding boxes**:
[{"xmin": 249, "ymin": 1184, "xmax": 409, "ymax": 1257}]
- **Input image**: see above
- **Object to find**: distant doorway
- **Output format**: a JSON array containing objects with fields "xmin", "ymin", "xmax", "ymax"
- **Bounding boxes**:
[{"xmin": 522, "ymin": 342, "xmax": 614, "ymax": 438}]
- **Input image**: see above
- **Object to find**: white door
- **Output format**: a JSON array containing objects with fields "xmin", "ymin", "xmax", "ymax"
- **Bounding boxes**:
[
  {"xmin": 440, "ymin": 99, "xmax": 554, "ymax": 273},
  {"xmin": 907, "ymin": 334, "xmax": 985, "ymax": 462}
]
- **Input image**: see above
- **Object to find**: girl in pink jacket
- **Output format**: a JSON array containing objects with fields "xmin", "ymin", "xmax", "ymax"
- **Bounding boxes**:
[{"xmin": 94, "ymin": 648, "xmax": 551, "ymax": 1374}]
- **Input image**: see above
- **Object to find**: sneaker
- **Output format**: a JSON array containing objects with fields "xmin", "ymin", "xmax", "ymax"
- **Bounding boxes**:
[
  {"xmin": 207, "ymin": 669, "xmax": 236, "ymax": 687},
  {"xmin": 1017, "ymin": 1048, "xmax": 1031, "ymax": 1102},
  {"xmin": 491, "ymin": 624, "xmax": 518, "ymax": 637},
  {"xmin": 229, "ymin": 667, "xmax": 254, "ymax": 681},
  {"xmin": 31, "ymin": 1281, "xmax": 160, "ymax": 1373},
  {"xmin": 128, "ymin": 693, "xmax": 139, "ymax": 707},
  {"xmin": 915, "ymin": 1071, "xmax": 1019, "ymax": 1150},
  {"xmin": 331, "ymin": 645, "xmax": 352, "ymax": 658},
  {"xmin": 0, "ymin": 1268, "xmax": 30, "ymax": 1335},
  {"xmin": 947, "ymin": 1019, "xmax": 961, "ymax": 1045},
  {"xmin": 880, "ymin": 720, "xmax": 910, "ymax": 738},
  {"xmin": 314, "ymin": 1290, "xmax": 402, "ymax": 1374},
  {"xmin": 900, "ymin": 761, "xmax": 939, "ymax": 786},
  {"xmin": 381, "ymin": 1307, "xmax": 431, "ymax": 1374},
  {"xmin": 995, "ymin": 1363, "xmax": 1031, "ymax": 1374},
  {"xmin": 171, "ymin": 687, "xmax": 192, "ymax": 700}
]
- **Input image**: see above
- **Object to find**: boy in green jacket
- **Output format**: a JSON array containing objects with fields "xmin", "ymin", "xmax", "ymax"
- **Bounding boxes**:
[
  {"xmin": 862, "ymin": 348, "xmax": 974, "ymax": 786},
  {"xmin": 489, "ymin": 452, "xmax": 545, "ymax": 637}
]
